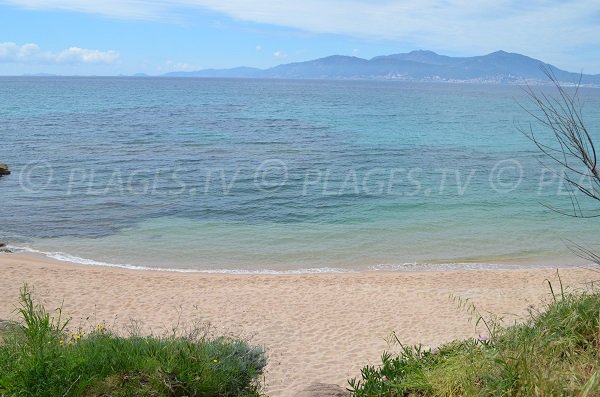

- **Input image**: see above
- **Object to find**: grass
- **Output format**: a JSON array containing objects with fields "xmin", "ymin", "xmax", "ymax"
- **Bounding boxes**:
[
  {"xmin": 0, "ymin": 285, "xmax": 267, "ymax": 396},
  {"xmin": 349, "ymin": 281, "xmax": 600, "ymax": 396}
]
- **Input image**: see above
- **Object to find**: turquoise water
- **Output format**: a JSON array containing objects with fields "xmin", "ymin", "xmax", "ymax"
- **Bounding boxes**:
[{"xmin": 1, "ymin": 77, "xmax": 599, "ymax": 272}]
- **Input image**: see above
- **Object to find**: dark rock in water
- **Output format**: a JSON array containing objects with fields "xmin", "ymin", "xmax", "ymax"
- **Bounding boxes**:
[
  {"xmin": 0, "ymin": 243, "xmax": 12, "ymax": 253},
  {"xmin": 0, "ymin": 163, "xmax": 10, "ymax": 176},
  {"xmin": 294, "ymin": 383, "xmax": 350, "ymax": 397}
]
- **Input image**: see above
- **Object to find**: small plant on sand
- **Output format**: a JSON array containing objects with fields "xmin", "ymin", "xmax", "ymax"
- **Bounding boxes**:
[
  {"xmin": 0, "ymin": 285, "xmax": 267, "ymax": 396},
  {"xmin": 348, "ymin": 282, "xmax": 600, "ymax": 396}
]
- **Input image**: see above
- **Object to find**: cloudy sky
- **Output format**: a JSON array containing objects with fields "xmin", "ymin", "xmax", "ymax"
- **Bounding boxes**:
[{"xmin": 0, "ymin": 0, "xmax": 599, "ymax": 75}]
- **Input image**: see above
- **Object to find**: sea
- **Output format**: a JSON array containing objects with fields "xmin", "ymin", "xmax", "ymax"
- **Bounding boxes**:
[{"xmin": 1, "ymin": 77, "xmax": 599, "ymax": 273}]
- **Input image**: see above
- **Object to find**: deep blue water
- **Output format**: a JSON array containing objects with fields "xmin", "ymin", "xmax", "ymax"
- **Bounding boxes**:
[{"xmin": 1, "ymin": 77, "xmax": 599, "ymax": 272}]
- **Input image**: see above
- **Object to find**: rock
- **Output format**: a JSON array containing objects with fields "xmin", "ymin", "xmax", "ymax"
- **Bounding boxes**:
[
  {"xmin": 0, "ymin": 243, "xmax": 12, "ymax": 253},
  {"xmin": 0, "ymin": 163, "xmax": 10, "ymax": 176},
  {"xmin": 294, "ymin": 383, "xmax": 350, "ymax": 397}
]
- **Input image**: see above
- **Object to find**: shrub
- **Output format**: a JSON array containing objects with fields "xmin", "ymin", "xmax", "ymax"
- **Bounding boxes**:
[
  {"xmin": 0, "ymin": 285, "xmax": 267, "ymax": 396},
  {"xmin": 349, "ymin": 286, "xmax": 600, "ymax": 396}
]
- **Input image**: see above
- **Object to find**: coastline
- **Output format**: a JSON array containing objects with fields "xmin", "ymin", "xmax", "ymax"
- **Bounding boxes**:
[
  {"xmin": 6, "ymin": 244, "xmax": 589, "ymax": 274},
  {"xmin": 0, "ymin": 252, "xmax": 595, "ymax": 395}
]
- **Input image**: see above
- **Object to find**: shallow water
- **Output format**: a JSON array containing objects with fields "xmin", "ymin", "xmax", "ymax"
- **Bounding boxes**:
[{"xmin": 1, "ymin": 77, "xmax": 599, "ymax": 271}]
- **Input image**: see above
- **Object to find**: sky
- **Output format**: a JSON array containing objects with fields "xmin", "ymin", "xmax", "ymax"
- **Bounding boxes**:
[{"xmin": 0, "ymin": 0, "xmax": 599, "ymax": 76}]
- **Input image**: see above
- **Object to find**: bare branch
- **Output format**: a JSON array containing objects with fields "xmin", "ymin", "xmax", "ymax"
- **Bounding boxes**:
[{"xmin": 517, "ymin": 66, "xmax": 600, "ymax": 217}]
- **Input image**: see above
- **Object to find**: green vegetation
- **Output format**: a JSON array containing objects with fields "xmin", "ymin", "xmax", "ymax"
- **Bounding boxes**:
[
  {"xmin": 0, "ymin": 285, "xmax": 267, "ymax": 397},
  {"xmin": 349, "ymin": 284, "xmax": 600, "ymax": 396}
]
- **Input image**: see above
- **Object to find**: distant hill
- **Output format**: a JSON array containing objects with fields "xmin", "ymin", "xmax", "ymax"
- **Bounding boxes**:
[
  {"xmin": 163, "ymin": 50, "xmax": 600, "ymax": 85},
  {"xmin": 164, "ymin": 66, "xmax": 262, "ymax": 78}
]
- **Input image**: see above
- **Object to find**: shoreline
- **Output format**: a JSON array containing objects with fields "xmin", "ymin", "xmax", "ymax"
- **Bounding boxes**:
[
  {"xmin": 6, "ymin": 245, "xmax": 590, "ymax": 275},
  {"xmin": 0, "ymin": 252, "xmax": 596, "ymax": 395}
]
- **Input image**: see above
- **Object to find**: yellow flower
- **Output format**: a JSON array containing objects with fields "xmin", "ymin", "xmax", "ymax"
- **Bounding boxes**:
[
  {"xmin": 97, "ymin": 324, "xmax": 104, "ymax": 332},
  {"xmin": 213, "ymin": 359, "xmax": 219, "ymax": 363},
  {"xmin": 59, "ymin": 340, "xmax": 64, "ymax": 346},
  {"xmin": 75, "ymin": 334, "xmax": 81, "ymax": 340}
]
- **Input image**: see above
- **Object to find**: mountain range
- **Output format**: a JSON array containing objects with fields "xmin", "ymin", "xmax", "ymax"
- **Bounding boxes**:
[{"xmin": 163, "ymin": 50, "xmax": 600, "ymax": 85}]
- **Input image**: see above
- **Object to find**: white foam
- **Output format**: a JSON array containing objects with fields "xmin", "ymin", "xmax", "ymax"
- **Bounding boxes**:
[
  {"xmin": 368, "ymin": 261, "xmax": 582, "ymax": 272},
  {"xmin": 7, "ymin": 245, "xmax": 586, "ymax": 275},
  {"xmin": 8, "ymin": 245, "xmax": 356, "ymax": 275}
]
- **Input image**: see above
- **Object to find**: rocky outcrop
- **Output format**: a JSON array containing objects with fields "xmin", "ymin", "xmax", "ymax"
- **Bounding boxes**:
[
  {"xmin": 0, "ymin": 163, "xmax": 10, "ymax": 176},
  {"xmin": 294, "ymin": 383, "xmax": 350, "ymax": 397},
  {"xmin": 0, "ymin": 242, "xmax": 12, "ymax": 253}
]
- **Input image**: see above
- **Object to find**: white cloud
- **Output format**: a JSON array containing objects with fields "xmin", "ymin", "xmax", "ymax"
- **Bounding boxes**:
[
  {"xmin": 183, "ymin": 1, "xmax": 600, "ymax": 61},
  {"xmin": 2, "ymin": 1, "xmax": 600, "ymax": 70},
  {"xmin": 164, "ymin": 60, "xmax": 196, "ymax": 71},
  {"xmin": 273, "ymin": 50, "xmax": 287, "ymax": 59},
  {"xmin": 156, "ymin": 59, "xmax": 199, "ymax": 72},
  {"xmin": 255, "ymin": 45, "xmax": 262, "ymax": 51},
  {"xmin": 56, "ymin": 47, "xmax": 119, "ymax": 63},
  {"xmin": 0, "ymin": 42, "xmax": 119, "ymax": 63},
  {"xmin": 0, "ymin": 0, "xmax": 169, "ymax": 20},
  {"xmin": 0, "ymin": 42, "xmax": 39, "ymax": 61}
]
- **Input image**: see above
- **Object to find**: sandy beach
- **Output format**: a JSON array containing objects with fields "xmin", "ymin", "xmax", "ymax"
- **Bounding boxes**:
[{"xmin": 0, "ymin": 253, "xmax": 595, "ymax": 396}]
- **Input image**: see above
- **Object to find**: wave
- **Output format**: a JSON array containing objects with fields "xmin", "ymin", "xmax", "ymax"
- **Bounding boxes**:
[
  {"xmin": 7, "ymin": 245, "xmax": 583, "ymax": 275},
  {"xmin": 8, "ymin": 245, "xmax": 356, "ymax": 275},
  {"xmin": 367, "ymin": 262, "xmax": 560, "ymax": 272}
]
